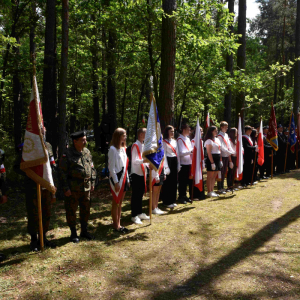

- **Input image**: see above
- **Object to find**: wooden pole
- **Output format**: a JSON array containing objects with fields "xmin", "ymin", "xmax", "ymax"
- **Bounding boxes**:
[
  {"xmin": 251, "ymin": 152, "xmax": 258, "ymax": 185},
  {"xmin": 284, "ymin": 112, "xmax": 293, "ymax": 172},
  {"xmin": 271, "ymin": 150, "xmax": 274, "ymax": 179},
  {"xmin": 149, "ymin": 169, "xmax": 152, "ymax": 225},
  {"xmin": 37, "ymin": 184, "xmax": 44, "ymax": 251}
]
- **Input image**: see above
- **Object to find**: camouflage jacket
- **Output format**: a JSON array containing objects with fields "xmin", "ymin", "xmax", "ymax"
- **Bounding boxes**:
[
  {"xmin": 0, "ymin": 149, "xmax": 7, "ymax": 196},
  {"xmin": 59, "ymin": 146, "xmax": 96, "ymax": 192}
]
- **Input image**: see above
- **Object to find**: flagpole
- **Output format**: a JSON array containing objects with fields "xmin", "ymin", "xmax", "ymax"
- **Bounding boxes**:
[
  {"xmin": 284, "ymin": 111, "xmax": 293, "ymax": 172},
  {"xmin": 37, "ymin": 184, "xmax": 44, "ymax": 252},
  {"xmin": 149, "ymin": 170, "xmax": 152, "ymax": 225}
]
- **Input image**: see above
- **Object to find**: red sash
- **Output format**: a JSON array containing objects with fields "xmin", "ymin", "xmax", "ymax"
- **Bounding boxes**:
[
  {"xmin": 0, "ymin": 164, "xmax": 5, "ymax": 173},
  {"xmin": 152, "ymin": 157, "xmax": 165, "ymax": 187},
  {"xmin": 163, "ymin": 139, "xmax": 177, "ymax": 156},
  {"xmin": 209, "ymin": 139, "xmax": 221, "ymax": 151},
  {"xmin": 242, "ymin": 135, "xmax": 253, "ymax": 146},
  {"xmin": 177, "ymin": 138, "xmax": 190, "ymax": 151},
  {"xmin": 218, "ymin": 134, "xmax": 229, "ymax": 150},
  {"xmin": 132, "ymin": 143, "xmax": 147, "ymax": 192}
]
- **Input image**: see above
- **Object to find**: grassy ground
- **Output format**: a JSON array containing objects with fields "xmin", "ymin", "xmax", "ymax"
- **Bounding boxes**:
[{"xmin": 1, "ymin": 170, "xmax": 300, "ymax": 299}]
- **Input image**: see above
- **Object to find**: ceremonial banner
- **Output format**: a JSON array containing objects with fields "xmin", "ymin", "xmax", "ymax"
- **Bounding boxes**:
[
  {"xmin": 266, "ymin": 104, "xmax": 278, "ymax": 151},
  {"xmin": 289, "ymin": 113, "xmax": 297, "ymax": 153},
  {"xmin": 191, "ymin": 119, "xmax": 204, "ymax": 192},
  {"xmin": 20, "ymin": 76, "xmax": 56, "ymax": 193},
  {"xmin": 257, "ymin": 119, "xmax": 264, "ymax": 166},
  {"xmin": 142, "ymin": 94, "xmax": 164, "ymax": 171},
  {"xmin": 205, "ymin": 112, "xmax": 210, "ymax": 129},
  {"xmin": 236, "ymin": 116, "xmax": 243, "ymax": 180}
]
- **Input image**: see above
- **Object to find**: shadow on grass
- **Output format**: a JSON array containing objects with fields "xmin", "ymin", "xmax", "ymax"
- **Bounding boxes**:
[
  {"xmin": 208, "ymin": 194, "xmax": 237, "ymax": 202},
  {"xmin": 151, "ymin": 203, "xmax": 300, "ymax": 299}
]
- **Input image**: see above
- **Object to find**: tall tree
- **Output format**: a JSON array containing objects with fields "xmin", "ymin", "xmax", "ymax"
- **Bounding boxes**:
[
  {"xmin": 58, "ymin": 0, "xmax": 69, "ymax": 158},
  {"xmin": 43, "ymin": 0, "xmax": 57, "ymax": 155},
  {"xmin": 158, "ymin": 0, "xmax": 177, "ymax": 129},
  {"xmin": 294, "ymin": 0, "xmax": 300, "ymax": 116},
  {"xmin": 224, "ymin": 0, "xmax": 234, "ymax": 127},
  {"xmin": 236, "ymin": 0, "xmax": 247, "ymax": 125}
]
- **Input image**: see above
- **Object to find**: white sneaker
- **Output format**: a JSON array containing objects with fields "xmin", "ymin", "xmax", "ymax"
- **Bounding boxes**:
[
  {"xmin": 173, "ymin": 203, "xmax": 178, "ymax": 207},
  {"xmin": 131, "ymin": 216, "xmax": 143, "ymax": 224},
  {"xmin": 207, "ymin": 192, "xmax": 213, "ymax": 197},
  {"xmin": 152, "ymin": 208, "xmax": 165, "ymax": 215},
  {"xmin": 138, "ymin": 213, "xmax": 150, "ymax": 220},
  {"xmin": 211, "ymin": 192, "xmax": 219, "ymax": 197},
  {"xmin": 164, "ymin": 204, "xmax": 175, "ymax": 208}
]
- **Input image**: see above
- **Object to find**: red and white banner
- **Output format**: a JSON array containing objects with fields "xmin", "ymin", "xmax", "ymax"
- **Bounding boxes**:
[
  {"xmin": 20, "ymin": 76, "xmax": 55, "ymax": 193},
  {"xmin": 205, "ymin": 112, "xmax": 210, "ymax": 129},
  {"xmin": 257, "ymin": 119, "xmax": 264, "ymax": 166},
  {"xmin": 236, "ymin": 116, "xmax": 243, "ymax": 181},
  {"xmin": 191, "ymin": 119, "xmax": 204, "ymax": 191}
]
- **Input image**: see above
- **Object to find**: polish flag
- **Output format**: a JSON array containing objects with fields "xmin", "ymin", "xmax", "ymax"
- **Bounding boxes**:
[
  {"xmin": 236, "ymin": 116, "xmax": 243, "ymax": 180},
  {"xmin": 205, "ymin": 112, "xmax": 210, "ymax": 129},
  {"xmin": 191, "ymin": 118, "xmax": 204, "ymax": 191},
  {"xmin": 257, "ymin": 119, "xmax": 264, "ymax": 166}
]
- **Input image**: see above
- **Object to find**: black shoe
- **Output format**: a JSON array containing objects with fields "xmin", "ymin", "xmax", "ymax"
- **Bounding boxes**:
[
  {"xmin": 44, "ymin": 238, "xmax": 57, "ymax": 249},
  {"xmin": 80, "ymin": 231, "xmax": 95, "ymax": 240},
  {"xmin": 70, "ymin": 227, "xmax": 80, "ymax": 243},
  {"xmin": 120, "ymin": 227, "xmax": 129, "ymax": 233},
  {"xmin": 184, "ymin": 196, "xmax": 192, "ymax": 203},
  {"xmin": 178, "ymin": 197, "xmax": 187, "ymax": 204},
  {"xmin": 30, "ymin": 240, "xmax": 39, "ymax": 252},
  {"xmin": 0, "ymin": 253, "xmax": 6, "ymax": 262}
]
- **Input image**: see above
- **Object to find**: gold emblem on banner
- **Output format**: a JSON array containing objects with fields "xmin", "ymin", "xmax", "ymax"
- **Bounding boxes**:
[{"xmin": 23, "ymin": 137, "xmax": 35, "ymax": 154}]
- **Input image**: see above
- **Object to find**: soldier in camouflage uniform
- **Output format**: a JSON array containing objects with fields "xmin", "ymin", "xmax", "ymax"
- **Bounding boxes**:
[
  {"xmin": 14, "ymin": 127, "xmax": 57, "ymax": 252},
  {"xmin": 0, "ymin": 149, "xmax": 8, "ymax": 262},
  {"xmin": 59, "ymin": 131, "xmax": 96, "ymax": 243}
]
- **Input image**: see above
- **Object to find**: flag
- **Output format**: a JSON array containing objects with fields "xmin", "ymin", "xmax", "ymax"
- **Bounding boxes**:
[
  {"xmin": 142, "ymin": 114, "xmax": 145, "ymax": 124},
  {"xmin": 236, "ymin": 116, "xmax": 243, "ymax": 180},
  {"xmin": 266, "ymin": 104, "xmax": 278, "ymax": 151},
  {"xmin": 191, "ymin": 118, "xmax": 204, "ymax": 191},
  {"xmin": 297, "ymin": 113, "xmax": 300, "ymax": 145},
  {"xmin": 20, "ymin": 76, "xmax": 55, "ymax": 193},
  {"xmin": 205, "ymin": 112, "xmax": 210, "ymax": 129},
  {"xmin": 257, "ymin": 119, "xmax": 264, "ymax": 166},
  {"xmin": 288, "ymin": 113, "xmax": 297, "ymax": 153},
  {"xmin": 142, "ymin": 94, "xmax": 164, "ymax": 172}
]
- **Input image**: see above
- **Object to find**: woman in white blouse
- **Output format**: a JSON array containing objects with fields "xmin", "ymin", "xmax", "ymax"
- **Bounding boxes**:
[
  {"xmin": 161, "ymin": 125, "xmax": 180, "ymax": 208},
  {"xmin": 108, "ymin": 128, "xmax": 130, "ymax": 233},
  {"xmin": 204, "ymin": 126, "xmax": 222, "ymax": 197}
]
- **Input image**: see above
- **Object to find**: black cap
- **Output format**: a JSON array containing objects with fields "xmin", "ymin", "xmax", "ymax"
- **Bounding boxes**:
[
  {"xmin": 263, "ymin": 126, "xmax": 269, "ymax": 130},
  {"xmin": 284, "ymin": 128, "xmax": 289, "ymax": 133},
  {"xmin": 70, "ymin": 131, "xmax": 86, "ymax": 140},
  {"xmin": 277, "ymin": 124, "xmax": 283, "ymax": 128}
]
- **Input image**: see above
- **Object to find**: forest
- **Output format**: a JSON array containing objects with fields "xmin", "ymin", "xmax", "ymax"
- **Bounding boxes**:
[{"xmin": 1, "ymin": 0, "xmax": 300, "ymax": 160}]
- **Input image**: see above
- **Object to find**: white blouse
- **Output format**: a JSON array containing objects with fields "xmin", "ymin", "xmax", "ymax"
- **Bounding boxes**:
[
  {"xmin": 131, "ymin": 140, "xmax": 148, "ymax": 176},
  {"xmin": 204, "ymin": 138, "xmax": 221, "ymax": 155},
  {"xmin": 163, "ymin": 138, "xmax": 181, "ymax": 172},
  {"xmin": 177, "ymin": 134, "xmax": 192, "ymax": 165},
  {"xmin": 108, "ymin": 146, "xmax": 129, "ymax": 184}
]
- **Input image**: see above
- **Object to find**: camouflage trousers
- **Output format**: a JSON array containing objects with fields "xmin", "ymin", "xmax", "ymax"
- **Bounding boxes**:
[
  {"xmin": 25, "ymin": 183, "xmax": 52, "ymax": 235},
  {"xmin": 64, "ymin": 191, "xmax": 90, "ymax": 228}
]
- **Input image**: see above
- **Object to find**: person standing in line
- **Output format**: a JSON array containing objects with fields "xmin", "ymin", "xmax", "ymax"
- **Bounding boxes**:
[
  {"xmin": 242, "ymin": 125, "xmax": 258, "ymax": 186},
  {"xmin": 130, "ymin": 128, "xmax": 150, "ymax": 224},
  {"xmin": 277, "ymin": 124, "xmax": 287, "ymax": 173},
  {"xmin": 204, "ymin": 126, "xmax": 221, "ymax": 198},
  {"xmin": 217, "ymin": 121, "xmax": 234, "ymax": 193},
  {"xmin": 108, "ymin": 128, "xmax": 130, "ymax": 233},
  {"xmin": 162, "ymin": 125, "xmax": 180, "ymax": 208},
  {"xmin": 59, "ymin": 131, "xmax": 96, "ymax": 242},
  {"xmin": 177, "ymin": 124, "xmax": 193, "ymax": 204},
  {"xmin": 250, "ymin": 129, "xmax": 259, "ymax": 184}
]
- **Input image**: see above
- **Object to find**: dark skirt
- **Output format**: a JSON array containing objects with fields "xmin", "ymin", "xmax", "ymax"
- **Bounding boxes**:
[
  {"xmin": 154, "ymin": 166, "xmax": 165, "ymax": 186},
  {"xmin": 161, "ymin": 156, "xmax": 178, "ymax": 205},
  {"xmin": 206, "ymin": 154, "xmax": 221, "ymax": 171},
  {"xmin": 193, "ymin": 179, "xmax": 205, "ymax": 200}
]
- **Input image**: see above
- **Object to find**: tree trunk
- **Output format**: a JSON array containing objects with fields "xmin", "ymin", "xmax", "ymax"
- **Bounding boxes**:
[
  {"xmin": 107, "ymin": 29, "xmax": 117, "ymax": 131},
  {"xmin": 121, "ymin": 78, "xmax": 127, "ymax": 128},
  {"xmin": 43, "ymin": 0, "xmax": 57, "ymax": 156},
  {"xmin": 102, "ymin": 27, "xmax": 107, "ymax": 115},
  {"xmin": 224, "ymin": 0, "xmax": 234, "ymax": 128},
  {"xmin": 236, "ymin": 0, "xmax": 246, "ymax": 126},
  {"xmin": 58, "ymin": 0, "xmax": 69, "ymax": 158},
  {"xmin": 294, "ymin": 0, "xmax": 300, "ymax": 115},
  {"xmin": 147, "ymin": 0, "xmax": 159, "ymax": 101},
  {"xmin": 13, "ymin": 37, "xmax": 23, "ymax": 149},
  {"xmin": 158, "ymin": 0, "xmax": 177, "ymax": 130}
]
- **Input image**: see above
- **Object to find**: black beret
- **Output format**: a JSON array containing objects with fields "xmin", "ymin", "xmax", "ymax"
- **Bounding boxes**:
[
  {"xmin": 70, "ymin": 131, "xmax": 86, "ymax": 140},
  {"xmin": 263, "ymin": 126, "xmax": 269, "ymax": 130},
  {"xmin": 283, "ymin": 128, "xmax": 289, "ymax": 133},
  {"xmin": 277, "ymin": 124, "xmax": 283, "ymax": 128}
]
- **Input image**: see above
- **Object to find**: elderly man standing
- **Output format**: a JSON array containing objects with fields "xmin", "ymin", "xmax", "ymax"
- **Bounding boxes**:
[{"xmin": 59, "ymin": 131, "xmax": 96, "ymax": 243}]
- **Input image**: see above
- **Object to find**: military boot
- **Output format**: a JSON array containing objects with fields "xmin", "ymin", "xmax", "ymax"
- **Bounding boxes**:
[
  {"xmin": 70, "ymin": 227, "xmax": 80, "ymax": 243},
  {"xmin": 80, "ymin": 223, "xmax": 95, "ymax": 240},
  {"xmin": 30, "ymin": 234, "xmax": 39, "ymax": 252}
]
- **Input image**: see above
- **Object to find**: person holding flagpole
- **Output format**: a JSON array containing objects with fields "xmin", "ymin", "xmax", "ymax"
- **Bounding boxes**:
[
  {"xmin": 242, "ymin": 125, "xmax": 258, "ymax": 186},
  {"xmin": 130, "ymin": 128, "xmax": 150, "ymax": 224},
  {"xmin": 162, "ymin": 125, "xmax": 180, "ymax": 208},
  {"xmin": 108, "ymin": 128, "xmax": 130, "ymax": 233},
  {"xmin": 204, "ymin": 126, "xmax": 221, "ymax": 197},
  {"xmin": 177, "ymin": 124, "xmax": 193, "ymax": 204}
]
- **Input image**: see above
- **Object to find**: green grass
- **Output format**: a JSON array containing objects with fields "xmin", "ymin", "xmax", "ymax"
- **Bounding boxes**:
[{"xmin": 1, "ymin": 171, "xmax": 300, "ymax": 299}]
